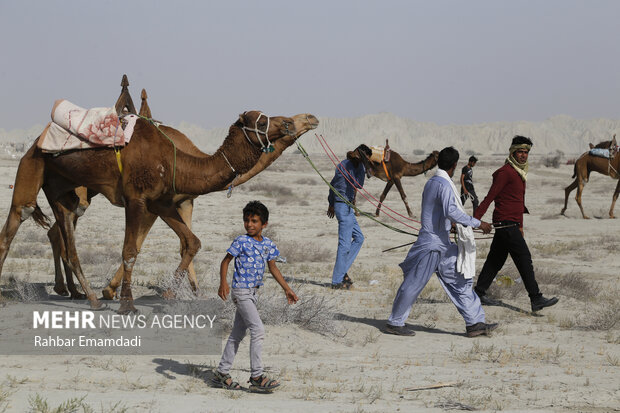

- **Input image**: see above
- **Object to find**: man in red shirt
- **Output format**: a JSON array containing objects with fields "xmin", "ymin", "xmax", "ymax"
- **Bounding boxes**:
[{"xmin": 473, "ymin": 136, "xmax": 559, "ymax": 312}]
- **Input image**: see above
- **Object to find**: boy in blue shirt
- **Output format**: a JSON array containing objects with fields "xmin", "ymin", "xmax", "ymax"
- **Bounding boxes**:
[{"xmin": 213, "ymin": 201, "xmax": 298, "ymax": 392}]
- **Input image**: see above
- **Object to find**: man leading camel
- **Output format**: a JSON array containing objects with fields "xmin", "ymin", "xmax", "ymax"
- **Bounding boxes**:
[
  {"xmin": 473, "ymin": 136, "xmax": 559, "ymax": 312},
  {"xmin": 384, "ymin": 147, "xmax": 496, "ymax": 337},
  {"xmin": 327, "ymin": 144, "xmax": 372, "ymax": 289}
]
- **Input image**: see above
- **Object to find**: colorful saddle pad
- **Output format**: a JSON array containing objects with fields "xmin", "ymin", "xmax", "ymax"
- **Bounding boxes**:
[{"xmin": 38, "ymin": 99, "xmax": 137, "ymax": 153}]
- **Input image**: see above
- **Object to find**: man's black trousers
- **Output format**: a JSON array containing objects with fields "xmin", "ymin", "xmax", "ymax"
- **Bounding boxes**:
[{"xmin": 474, "ymin": 222, "xmax": 542, "ymax": 299}]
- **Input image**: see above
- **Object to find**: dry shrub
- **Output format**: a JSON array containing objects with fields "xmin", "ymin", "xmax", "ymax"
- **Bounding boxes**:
[
  {"xmin": 490, "ymin": 269, "xmax": 595, "ymax": 301},
  {"xmin": 246, "ymin": 182, "xmax": 294, "ymax": 198},
  {"xmin": 278, "ymin": 240, "xmax": 333, "ymax": 263},
  {"xmin": 535, "ymin": 270, "xmax": 595, "ymax": 300},
  {"xmin": 575, "ymin": 291, "xmax": 619, "ymax": 331},
  {"xmin": 295, "ymin": 177, "xmax": 318, "ymax": 186},
  {"xmin": 543, "ymin": 150, "xmax": 563, "ymax": 168},
  {"xmin": 220, "ymin": 284, "xmax": 339, "ymax": 336},
  {"xmin": 78, "ymin": 246, "xmax": 120, "ymax": 265},
  {"xmin": 4, "ymin": 276, "xmax": 48, "ymax": 301}
]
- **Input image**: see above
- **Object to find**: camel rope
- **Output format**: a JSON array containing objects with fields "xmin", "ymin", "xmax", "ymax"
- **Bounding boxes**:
[
  {"xmin": 316, "ymin": 134, "xmax": 423, "ymax": 228},
  {"xmin": 295, "ymin": 140, "xmax": 418, "ymax": 237}
]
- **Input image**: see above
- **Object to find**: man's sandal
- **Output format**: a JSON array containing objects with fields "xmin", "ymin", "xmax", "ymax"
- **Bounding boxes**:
[
  {"xmin": 342, "ymin": 274, "xmax": 354, "ymax": 288},
  {"xmin": 248, "ymin": 374, "xmax": 280, "ymax": 393},
  {"xmin": 211, "ymin": 370, "xmax": 242, "ymax": 390}
]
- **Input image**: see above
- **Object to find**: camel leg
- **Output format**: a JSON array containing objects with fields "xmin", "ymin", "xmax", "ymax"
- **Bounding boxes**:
[
  {"xmin": 102, "ymin": 212, "xmax": 157, "ymax": 300},
  {"xmin": 0, "ymin": 148, "xmax": 46, "ymax": 284},
  {"xmin": 118, "ymin": 200, "xmax": 156, "ymax": 314},
  {"xmin": 50, "ymin": 187, "xmax": 91, "ymax": 299},
  {"xmin": 575, "ymin": 179, "xmax": 589, "ymax": 219},
  {"xmin": 177, "ymin": 199, "xmax": 198, "ymax": 291},
  {"xmin": 609, "ymin": 179, "xmax": 620, "ymax": 219},
  {"xmin": 393, "ymin": 178, "xmax": 414, "ymax": 217},
  {"xmin": 48, "ymin": 222, "xmax": 69, "ymax": 296},
  {"xmin": 375, "ymin": 181, "xmax": 394, "ymax": 217},
  {"xmin": 46, "ymin": 193, "xmax": 101, "ymax": 309},
  {"xmin": 149, "ymin": 203, "xmax": 201, "ymax": 299},
  {"xmin": 561, "ymin": 179, "xmax": 578, "ymax": 216}
]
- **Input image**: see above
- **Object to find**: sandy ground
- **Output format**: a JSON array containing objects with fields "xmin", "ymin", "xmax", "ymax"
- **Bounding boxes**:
[{"xmin": 0, "ymin": 150, "xmax": 618, "ymax": 412}]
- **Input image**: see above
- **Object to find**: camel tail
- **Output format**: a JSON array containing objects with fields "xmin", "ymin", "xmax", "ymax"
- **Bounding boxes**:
[{"xmin": 32, "ymin": 204, "xmax": 51, "ymax": 229}]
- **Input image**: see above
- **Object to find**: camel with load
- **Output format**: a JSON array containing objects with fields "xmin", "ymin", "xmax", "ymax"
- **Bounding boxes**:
[
  {"xmin": 0, "ymin": 99, "xmax": 318, "ymax": 313},
  {"xmin": 45, "ymin": 77, "xmax": 318, "ymax": 300},
  {"xmin": 364, "ymin": 141, "xmax": 439, "ymax": 217},
  {"xmin": 561, "ymin": 136, "xmax": 620, "ymax": 219}
]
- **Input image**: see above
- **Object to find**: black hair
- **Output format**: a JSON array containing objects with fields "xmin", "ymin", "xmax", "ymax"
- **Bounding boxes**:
[
  {"xmin": 512, "ymin": 135, "xmax": 533, "ymax": 146},
  {"xmin": 356, "ymin": 144, "xmax": 372, "ymax": 157},
  {"xmin": 437, "ymin": 146, "xmax": 460, "ymax": 170},
  {"xmin": 243, "ymin": 200, "xmax": 269, "ymax": 223},
  {"xmin": 469, "ymin": 156, "xmax": 478, "ymax": 163}
]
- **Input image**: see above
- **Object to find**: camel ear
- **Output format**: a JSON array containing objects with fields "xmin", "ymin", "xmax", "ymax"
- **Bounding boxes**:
[{"xmin": 238, "ymin": 113, "xmax": 246, "ymax": 123}]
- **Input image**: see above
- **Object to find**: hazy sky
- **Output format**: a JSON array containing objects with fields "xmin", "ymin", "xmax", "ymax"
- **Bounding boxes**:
[{"xmin": 1, "ymin": 0, "xmax": 619, "ymax": 130}]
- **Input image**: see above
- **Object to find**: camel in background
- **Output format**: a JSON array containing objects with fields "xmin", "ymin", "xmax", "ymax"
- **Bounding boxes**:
[
  {"xmin": 365, "ymin": 142, "xmax": 439, "ymax": 217},
  {"xmin": 561, "ymin": 137, "xmax": 620, "ymax": 219},
  {"xmin": 46, "ymin": 76, "xmax": 318, "ymax": 300},
  {"xmin": 0, "ymin": 107, "xmax": 306, "ymax": 314}
]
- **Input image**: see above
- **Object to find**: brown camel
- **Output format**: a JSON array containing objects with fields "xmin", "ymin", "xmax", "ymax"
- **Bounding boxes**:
[
  {"xmin": 47, "ymin": 81, "xmax": 318, "ymax": 300},
  {"xmin": 365, "ymin": 144, "xmax": 439, "ymax": 217},
  {"xmin": 561, "ymin": 138, "xmax": 620, "ymax": 219},
  {"xmin": 0, "ymin": 109, "xmax": 305, "ymax": 314}
]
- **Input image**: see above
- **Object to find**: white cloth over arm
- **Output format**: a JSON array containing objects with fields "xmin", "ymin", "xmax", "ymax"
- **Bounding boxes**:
[{"xmin": 435, "ymin": 169, "xmax": 478, "ymax": 278}]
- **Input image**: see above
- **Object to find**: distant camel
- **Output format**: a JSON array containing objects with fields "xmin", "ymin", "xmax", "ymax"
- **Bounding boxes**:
[
  {"xmin": 0, "ymin": 108, "xmax": 307, "ymax": 314},
  {"xmin": 561, "ymin": 137, "xmax": 620, "ymax": 219},
  {"xmin": 365, "ymin": 142, "xmax": 439, "ymax": 217},
  {"xmin": 47, "ymin": 79, "xmax": 318, "ymax": 300}
]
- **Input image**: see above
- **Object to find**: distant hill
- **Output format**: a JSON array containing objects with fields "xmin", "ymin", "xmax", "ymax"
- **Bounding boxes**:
[{"xmin": 2, "ymin": 114, "xmax": 618, "ymax": 156}]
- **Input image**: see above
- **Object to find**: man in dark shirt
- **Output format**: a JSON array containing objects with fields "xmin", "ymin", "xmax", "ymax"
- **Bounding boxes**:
[
  {"xmin": 460, "ymin": 156, "xmax": 479, "ymax": 214},
  {"xmin": 473, "ymin": 136, "xmax": 559, "ymax": 312},
  {"xmin": 327, "ymin": 144, "xmax": 372, "ymax": 289}
]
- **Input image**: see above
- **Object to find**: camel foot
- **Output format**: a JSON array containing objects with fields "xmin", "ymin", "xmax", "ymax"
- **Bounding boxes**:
[
  {"xmin": 162, "ymin": 288, "xmax": 176, "ymax": 300},
  {"xmin": 101, "ymin": 286, "xmax": 117, "ymax": 300},
  {"xmin": 88, "ymin": 297, "xmax": 105, "ymax": 310},
  {"xmin": 70, "ymin": 291, "xmax": 87, "ymax": 300},
  {"xmin": 583, "ymin": 216, "xmax": 590, "ymax": 220},
  {"xmin": 53, "ymin": 285, "xmax": 69, "ymax": 297},
  {"xmin": 118, "ymin": 299, "xmax": 138, "ymax": 315}
]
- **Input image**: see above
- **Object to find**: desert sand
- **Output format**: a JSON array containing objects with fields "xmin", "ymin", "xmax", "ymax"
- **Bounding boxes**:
[{"xmin": 0, "ymin": 143, "xmax": 618, "ymax": 412}]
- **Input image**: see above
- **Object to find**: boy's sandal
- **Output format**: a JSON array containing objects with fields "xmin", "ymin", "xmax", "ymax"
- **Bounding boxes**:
[
  {"xmin": 342, "ymin": 274, "xmax": 353, "ymax": 287},
  {"xmin": 248, "ymin": 374, "xmax": 280, "ymax": 392},
  {"xmin": 212, "ymin": 370, "xmax": 242, "ymax": 390}
]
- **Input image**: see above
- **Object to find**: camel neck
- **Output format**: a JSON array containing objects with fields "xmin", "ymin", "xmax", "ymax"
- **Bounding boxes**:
[{"xmin": 170, "ymin": 127, "xmax": 261, "ymax": 195}]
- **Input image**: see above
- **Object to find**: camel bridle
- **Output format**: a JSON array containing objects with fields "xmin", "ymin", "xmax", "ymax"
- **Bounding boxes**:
[{"xmin": 241, "ymin": 112, "xmax": 275, "ymax": 153}]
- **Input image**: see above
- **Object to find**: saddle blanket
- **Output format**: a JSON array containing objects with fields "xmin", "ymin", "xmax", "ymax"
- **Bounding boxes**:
[
  {"xmin": 37, "ymin": 100, "xmax": 137, "ymax": 153},
  {"xmin": 589, "ymin": 148, "xmax": 612, "ymax": 159},
  {"xmin": 370, "ymin": 146, "xmax": 389, "ymax": 163}
]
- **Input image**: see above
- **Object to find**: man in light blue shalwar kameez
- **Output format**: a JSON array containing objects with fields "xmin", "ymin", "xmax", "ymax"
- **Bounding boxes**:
[{"xmin": 384, "ymin": 147, "xmax": 498, "ymax": 337}]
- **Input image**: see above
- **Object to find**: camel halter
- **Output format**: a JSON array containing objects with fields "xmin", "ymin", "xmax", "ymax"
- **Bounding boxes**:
[
  {"xmin": 220, "ymin": 151, "xmax": 239, "ymax": 198},
  {"xmin": 241, "ymin": 112, "xmax": 275, "ymax": 153}
]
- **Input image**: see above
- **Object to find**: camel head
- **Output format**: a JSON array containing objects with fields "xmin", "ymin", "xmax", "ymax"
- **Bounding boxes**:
[
  {"xmin": 427, "ymin": 150, "xmax": 440, "ymax": 170},
  {"xmin": 291, "ymin": 114, "xmax": 319, "ymax": 140},
  {"xmin": 235, "ymin": 111, "xmax": 297, "ymax": 153},
  {"xmin": 346, "ymin": 144, "xmax": 373, "ymax": 177}
]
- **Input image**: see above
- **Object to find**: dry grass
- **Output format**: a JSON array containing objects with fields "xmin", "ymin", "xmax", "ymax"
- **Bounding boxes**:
[{"xmin": 277, "ymin": 240, "xmax": 333, "ymax": 263}]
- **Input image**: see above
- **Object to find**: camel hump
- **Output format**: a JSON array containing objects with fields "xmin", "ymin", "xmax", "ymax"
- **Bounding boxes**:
[{"xmin": 139, "ymin": 88, "xmax": 152, "ymax": 118}]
